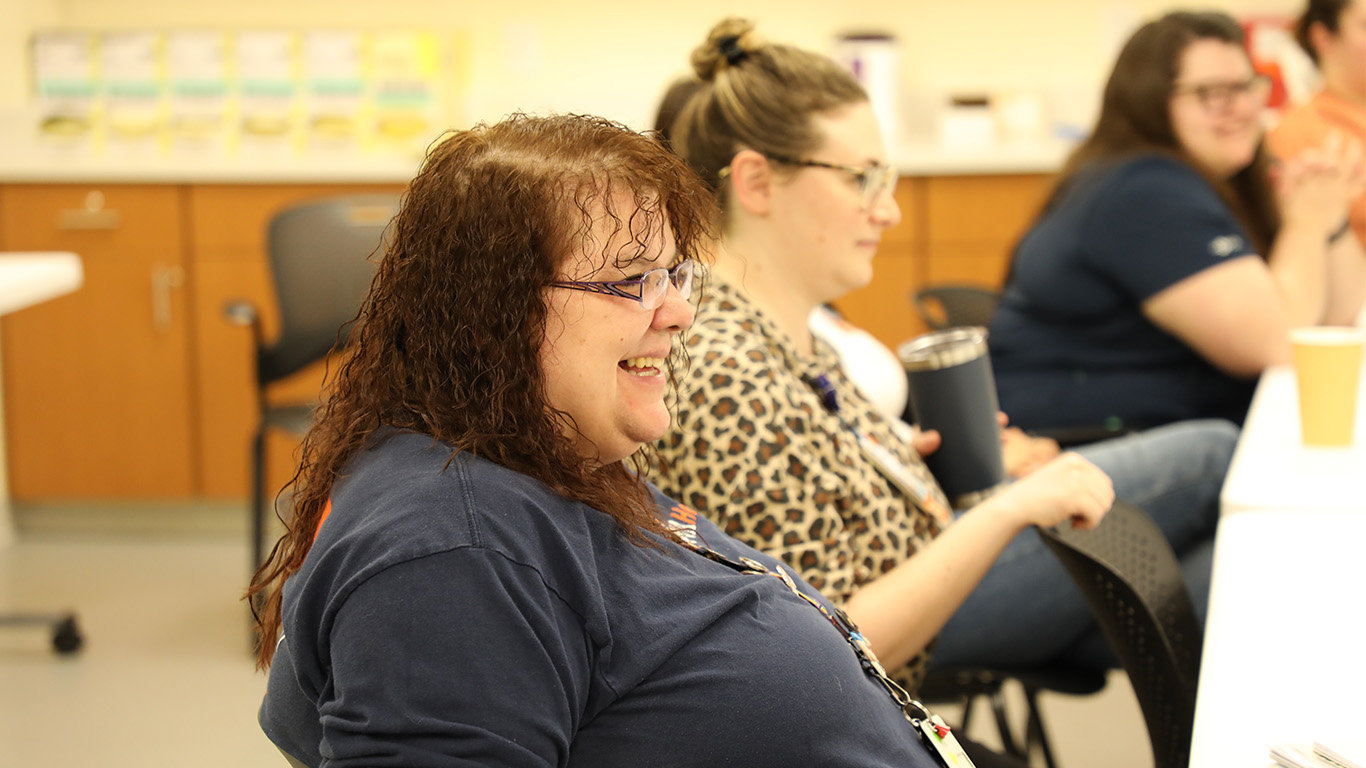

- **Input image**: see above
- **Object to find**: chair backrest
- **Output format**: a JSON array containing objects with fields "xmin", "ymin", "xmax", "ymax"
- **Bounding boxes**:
[
  {"xmin": 911, "ymin": 284, "xmax": 1001, "ymax": 330},
  {"xmin": 1037, "ymin": 501, "xmax": 1203, "ymax": 768},
  {"xmin": 260, "ymin": 194, "xmax": 399, "ymax": 384}
]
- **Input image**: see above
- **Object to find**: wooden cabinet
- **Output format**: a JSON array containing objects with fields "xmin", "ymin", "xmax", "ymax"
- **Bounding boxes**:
[
  {"xmin": 0, "ymin": 184, "xmax": 197, "ymax": 499},
  {"xmin": 0, "ymin": 181, "xmax": 403, "ymax": 503},
  {"xmin": 922, "ymin": 174, "xmax": 1054, "ymax": 288},
  {"xmin": 0, "ymin": 171, "xmax": 1047, "ymax": 503},
  {"xmin": 834, "ymin": 173, "xmax": 1055, "ymax": 351}
]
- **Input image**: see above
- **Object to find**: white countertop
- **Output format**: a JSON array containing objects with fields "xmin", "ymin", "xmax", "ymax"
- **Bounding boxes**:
[
  {"xmin": 0, "ymin": 251, "xmax": 84, "ymax": 550},
  {"xmin": 0, "ymin": 252, "xmax": 84, "ymax": 316},
  {"xmin": 1192, "ymin": 356, "xmax": 1366, "ymax": 768},
  {"xmin": 1188, "ymin": 508, "xmax": 1366, "ymax": 768},
  {"xmin": 0, "ymin": 146, "xmax": 429, "ymax": 184},
  {"xmin": 1219, "ymin": 365, "xmax": 1366, "ymax": 514},
  {"xmin": 0, "ymin": 126, "xmax": 1071, "ymax": 183}
]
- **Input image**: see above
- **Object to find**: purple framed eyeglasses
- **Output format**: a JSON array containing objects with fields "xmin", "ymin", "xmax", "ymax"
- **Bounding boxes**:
[{"xmin": 550, "ymin": 259, "xmax": 696, "ymax": 310}]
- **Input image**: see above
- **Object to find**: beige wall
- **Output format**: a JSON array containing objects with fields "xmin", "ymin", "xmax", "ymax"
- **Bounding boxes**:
[
  {"xmin": 0, "ymin": 0, "xmax": 60, "ymax": 108},
  {"xmin": 2, "ymin": 0, "xmax": 1298, "ymax": 132}
]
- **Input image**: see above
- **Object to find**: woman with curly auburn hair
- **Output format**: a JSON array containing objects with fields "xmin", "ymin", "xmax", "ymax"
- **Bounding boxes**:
[{"xmin": 248, "ymin": 112, "xmax": 960, "ymax": 768}]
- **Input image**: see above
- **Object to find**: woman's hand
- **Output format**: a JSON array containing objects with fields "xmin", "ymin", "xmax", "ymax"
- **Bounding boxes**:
[
  {"xmin": 982, "ymin": 452, "xmax": 1114, "ymax": 531},
  {"xmin": 912, "ymin": 411, "xmax": 1060, "ymax": 477},
  {"xmin": 1277, "ymin": 133, "xmax": 1366, "ymax": 236},
  {"xmin": 1002, "ymin": 427, "xmax": 1060, "ymax": 477},
  {"xmin": 910, "ymin": 426, "xmax": 941, "ymax": 458}
]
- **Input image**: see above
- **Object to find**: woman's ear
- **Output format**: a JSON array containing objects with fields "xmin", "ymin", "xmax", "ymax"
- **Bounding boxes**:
[
  {"xmin": 1309, "ymin": 20, "xmax": 1335, "ymax": 60},
  {"xmin": 728, "ymin": 149, "xmax": 774, "ymax": 216}
]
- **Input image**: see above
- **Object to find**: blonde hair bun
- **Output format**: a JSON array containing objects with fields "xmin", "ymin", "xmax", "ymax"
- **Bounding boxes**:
[{"xmin": 690, "ymin": 18, "xmax": 760, "ymax": 81}]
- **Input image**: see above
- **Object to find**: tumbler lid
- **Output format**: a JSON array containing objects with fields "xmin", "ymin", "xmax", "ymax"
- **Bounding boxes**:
[{"xmin": 898, "ymin": 327, "xmax": 988, "ymax": 371}]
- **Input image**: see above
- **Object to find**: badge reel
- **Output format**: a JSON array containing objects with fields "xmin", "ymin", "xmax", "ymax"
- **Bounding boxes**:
[{"xmin": 906, "ymin": 701, "xmax": 975, "ymax": 767}]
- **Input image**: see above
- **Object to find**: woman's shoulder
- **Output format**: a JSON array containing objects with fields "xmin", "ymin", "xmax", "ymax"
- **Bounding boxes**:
[
  {"xmin": 317, "ymin": 433, "xmax": 621, "ymax": 580},
  {"xmin": 1106, "ymin": 153, "xmax": 1207, "ymax": 188},
  {"xmin": 1080, "ymin": 153, "xmax": 1220, "ymax": 216},
  {"xmin": 1269, "ymin": 93, "xmax": 1366, "ymax": 157},
  {"xmin": 685, "ymin": 291, "xmax": 786, "ymax": 377}
]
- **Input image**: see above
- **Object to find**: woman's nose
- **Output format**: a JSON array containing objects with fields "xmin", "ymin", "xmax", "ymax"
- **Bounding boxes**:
[
  {"xmin": 653, "ymin": 279, "xmax": 695, "ymax": 330},
  {"xmin": 870, "ymin": 186, "xmax": 901, "ymax": 228}
]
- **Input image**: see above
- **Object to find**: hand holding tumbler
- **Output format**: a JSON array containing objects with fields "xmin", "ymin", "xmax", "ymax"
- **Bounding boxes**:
[{"xmin": 899, "ymin": 327, "xmax": 1007, "ymax": 507}]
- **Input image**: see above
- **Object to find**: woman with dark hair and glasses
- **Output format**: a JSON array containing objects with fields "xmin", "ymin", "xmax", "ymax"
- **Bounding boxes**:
[
  {"xmin": 1270, "ymin": 0, "xmax": 1366, "ymax": 262},
  {"xmin": 989, "ymin": 10, "xmax": 1365, "ymax": 434},
  {"xmin": 651, "ymin": 20, "xmax": 1240, "ymax": 768},
  {"xmin": 246, "ymin": 112, "xmax": 980, "ymax": 768}
]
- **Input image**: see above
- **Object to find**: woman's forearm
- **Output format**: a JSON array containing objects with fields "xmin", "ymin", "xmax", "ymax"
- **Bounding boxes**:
[
  {"xmin": 842, "ymin": 499, "xmax": 1026, "ymax": 670},
  {"xmin": 1323, "ymin": 232, "xmax": 1366, "ymax": 325},
  {"xmin": 1266, "ymin": 218, "xmax": 1333, "ymax": 326}
]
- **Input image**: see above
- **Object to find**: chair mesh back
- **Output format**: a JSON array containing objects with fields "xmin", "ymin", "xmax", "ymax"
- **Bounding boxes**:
[
  {"xmin": 911, "ymin": 285, "xmax": 1001, "ymax": 330},
  {"xmin": 259, "ymin": 194, "xmax": 399, "ymax": 384},
  {"xmin": 1038, "ymin": 502, "xmax": 1203, "ymax": 768}
]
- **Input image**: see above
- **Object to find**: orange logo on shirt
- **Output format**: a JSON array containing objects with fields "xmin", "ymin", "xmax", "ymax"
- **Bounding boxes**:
[{"xmin": 668, "ymin": 504, "xmax": 698, "ymax": 528}]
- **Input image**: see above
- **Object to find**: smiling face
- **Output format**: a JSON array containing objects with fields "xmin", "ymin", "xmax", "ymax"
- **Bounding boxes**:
[
  {"xmin": 540, "ymin": 202, "xmax": 694, "ymax": 465},
  {"xmin": 767, "ymin": 101, "xmax": 902, "ymax": 305},
  {"xmin": 1168, "ymin": 38, "xmax": 1265, "ymax": 177}
]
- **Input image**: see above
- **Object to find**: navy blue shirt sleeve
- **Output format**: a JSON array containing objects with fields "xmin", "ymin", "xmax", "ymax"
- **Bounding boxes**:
[
  {"xmin": 1082, "ymin": 157, "xmax": 1257, "ymax": 302},
  {"xmin": 318, "ymin": 549, "xmax": 591, "ymax": 767}
]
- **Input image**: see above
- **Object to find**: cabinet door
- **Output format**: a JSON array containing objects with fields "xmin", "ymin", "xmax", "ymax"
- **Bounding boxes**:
[
  {"xmin": 0, "ymin": 184, "xmax": 197, "ymax": 499},
  {"xmin": 188, "ymin": 183, "xmax": 405, "ymax": 500},
  {"xmin": 923, "ymin": 174, "xmax": 1055, "ymax": 291}
]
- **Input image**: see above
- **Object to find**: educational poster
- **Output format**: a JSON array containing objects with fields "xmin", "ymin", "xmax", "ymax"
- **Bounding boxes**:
[
  {"xmin": 100, "ymin": 30, "xmax": 165, "ymax": 155},
  {"xmin": 235, "ymin": 29, "xmax": 300, "ymax": 155},
  {"xmin": 367, "ymin": 31, "xmax": 443, "ymax": 156},
  {"xmin": 166, "ymin": 30, "xmax": 232, "ymax": 155},
  {"xmin": 31, "ymin": 31, "xmax": 99, "ymax": 153},
  {"xmin": 303, "ymin": 30, "xmax": 365, "ymax": 153},
  {"xmin": 26, "ymin": 27, "xmax": 459, "ymax": 159}
]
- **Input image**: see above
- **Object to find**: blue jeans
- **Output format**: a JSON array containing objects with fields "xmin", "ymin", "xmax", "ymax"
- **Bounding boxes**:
[{"xmin": 928, "ymin": 418, "xmax": 1237, "ymax": 671}]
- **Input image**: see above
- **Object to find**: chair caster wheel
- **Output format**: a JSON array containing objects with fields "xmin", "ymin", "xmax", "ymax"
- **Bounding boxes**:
[{"xmin": 52, "ymin": 615, "xmax": 83, "ymax": 654}]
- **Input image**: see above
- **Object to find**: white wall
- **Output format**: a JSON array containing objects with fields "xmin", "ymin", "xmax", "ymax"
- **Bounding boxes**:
[{"xmin": 2, "ymin": 0, "xmax": 1301, "ymax": 132}]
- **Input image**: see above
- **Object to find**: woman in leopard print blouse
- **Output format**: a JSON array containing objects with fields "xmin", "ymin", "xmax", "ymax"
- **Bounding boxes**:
[{"xmin": 651, "ymin": 17, "xmax": 1239, "ymax": 691}]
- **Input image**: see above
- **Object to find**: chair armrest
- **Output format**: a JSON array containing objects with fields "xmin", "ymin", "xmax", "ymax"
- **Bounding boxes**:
[
  {"xmin": 1030, "ymin": 424, "xmax": 1135, "ymax": 449},
  {"xmin": 223, "ymin": 300, "xmax": 259, "ymax": 327}
]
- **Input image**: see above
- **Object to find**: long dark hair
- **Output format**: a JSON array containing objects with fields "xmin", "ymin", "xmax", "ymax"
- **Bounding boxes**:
[
  {"xmin": 247, "ymin": 113, "xmax": 717, "ymax": 668},
  {"xmin": 1046, "ymin": 11, "xmax": 1279, "ymax": 254}
]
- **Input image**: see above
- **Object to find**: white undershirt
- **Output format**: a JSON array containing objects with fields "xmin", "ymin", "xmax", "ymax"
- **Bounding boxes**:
[{"xmin": 808, "ymin": 306, "xmax": 910, "ymax": 422}]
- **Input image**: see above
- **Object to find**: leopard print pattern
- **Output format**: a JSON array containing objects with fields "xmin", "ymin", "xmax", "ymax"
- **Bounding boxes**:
[{"xmin": 651, "ymin": 279, "xmax": 951, "ymax": 694}]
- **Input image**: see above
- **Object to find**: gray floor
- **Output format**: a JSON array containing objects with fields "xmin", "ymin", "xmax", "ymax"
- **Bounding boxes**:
[{"xmin": 0, "ymin": 504, "xmax": 1152, "ymax": 767}]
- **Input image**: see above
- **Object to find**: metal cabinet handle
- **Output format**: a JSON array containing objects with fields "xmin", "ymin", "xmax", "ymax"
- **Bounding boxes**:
[
  {"xmin": 151, "ymin": 264, "xmax": 186, "ymax": 332},
  {"xmin": 58, "ymin": 190, "xmax": 122, "ymax": 230}
]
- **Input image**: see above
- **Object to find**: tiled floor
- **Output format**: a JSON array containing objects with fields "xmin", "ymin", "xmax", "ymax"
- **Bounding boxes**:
[{"xmin": 0, "ymin": 504, "xmax": 1153, "ymax": 767}]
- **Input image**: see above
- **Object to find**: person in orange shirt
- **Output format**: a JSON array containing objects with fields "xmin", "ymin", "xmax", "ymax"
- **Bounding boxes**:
[{"xmin": 1269, "ymin": 0, "xmax": 1366, "ymax": 250}]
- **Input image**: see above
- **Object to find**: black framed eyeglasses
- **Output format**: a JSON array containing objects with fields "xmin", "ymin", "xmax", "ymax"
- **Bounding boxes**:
[
  {"xmin": 764, "ymin": 153, "xmax": 899, "ymax": 210},
  {"xmin": 1171, "ymin": 75, "xmax": 1271, "ymax": 112},
  {"xmin": 549, "ymin": 258, "xmax": 696, "ymax": 310}
]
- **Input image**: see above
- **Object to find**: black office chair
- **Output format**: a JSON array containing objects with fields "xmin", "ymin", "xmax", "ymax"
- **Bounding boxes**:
[
  {"xmin": 919, "ymin": 664, "xmax": 1105, "ymax": 768},
  {"xmin": 911, "ymin": 284, "xmax": 1001, "ymax": 330},
  {"xmin": 225, "ymin": 194, "xmax": 399, "ymax": 572},
  {"xmin": 1037, "ymin": 501, "xmax": 1203, "ymax": 768}
]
